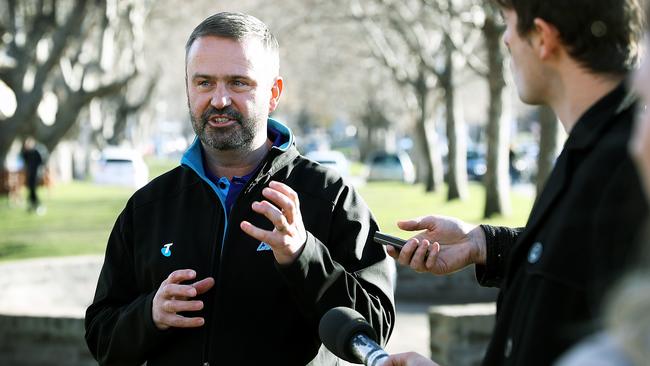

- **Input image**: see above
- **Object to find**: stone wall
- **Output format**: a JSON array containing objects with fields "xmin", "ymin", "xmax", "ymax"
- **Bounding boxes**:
[
  {"xmin": 396, "ymin": 265, "xmax": 499, "ymax": 304},
  {"xmin": 0, "ymin": 256, "xmax": 498, "ymax": 365},
  {"xmin": 429, "ymin": 303, "xmax": 496, "ymax": 366},
  {"xmin": 0, "ymin": 315, "xmax": 95, "ymax": 366}
]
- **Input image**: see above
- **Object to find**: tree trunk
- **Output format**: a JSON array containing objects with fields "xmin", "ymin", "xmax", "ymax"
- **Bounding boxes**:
[
  {"xmin": 536, "ymin": 106, "xmax": 559, "ymax": 196},
  {"xmin": 0, "ymin": 0, "xmax": 88, "ymax": 167},
  {"xmin": 38, "ymin": 98, "xmax": 86, "ymax": 153},
  {"xmin": 414, "ymin": 69, "xmax": 442, "ymax": 192},
  {"xmin": 0, "ymin": 116, "xmax": 26, "ymax": 167},
  {"xmin": 35, "ymin": 72, "xmax": 134, "ymax": 153},
  {"xmin": 483, "ymin": 11, "xmax": 511, "ymax": 218},
  {"xmin": 0, "ymin": 97, "xmax": 40, "ymax": 166},
  {"xmin": 442, "ymin": 35, "xmax": 468, "ymax": 201}
]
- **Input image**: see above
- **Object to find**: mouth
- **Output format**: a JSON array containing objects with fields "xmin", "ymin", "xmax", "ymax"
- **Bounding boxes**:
[{"xmin": 206, "ymin": 115, "xmax": 238, "ymax": 128}]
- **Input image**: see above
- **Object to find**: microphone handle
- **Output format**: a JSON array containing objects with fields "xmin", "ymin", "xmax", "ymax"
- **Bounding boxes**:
[{"xmin": 350, "ymin": 333, "xmax": 389, "ymax": 366}]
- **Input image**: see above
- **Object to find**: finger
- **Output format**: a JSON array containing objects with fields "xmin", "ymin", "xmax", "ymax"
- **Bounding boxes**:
[
  {"xmin": 268, "ymin": 181, "xmax": 300, "ymax": 222},
  {"xmin": 397, "ymin": 217, "xmax": 426, "ymax": 231},
  {"xmin": 410, "ymin": 240, "xmax": 431, "ymax": 272},
  {"xmin": 162, "ymin": 299, "xmax": 204, "ymax": 313},
  {"xmin": 164, "ymin": 314, "xmax": 206, "ymax": 328},
  {"xmin": 163, "ymin": 269, "xmax": 197, "ymax": 286},
  {"xmin": 161, "ymin": 283, "xmax": 198, "ymax": 299},
  {"xmin": 241, "ymin": 220, "xmax": 275, "ymax": 244},
  {"xmin": 426, "ymin": 242, "xmax": 441, "ymax": 270},
  {"xmin": 397, "ymin": 238, "xmax": 419, "ymax": 267},
  {"xmin": 192, "ymin": 277, "xmax": 215, "ymax": 295},
  {"xmin": 261, "ymin": 187, "xmax": 296, "ymax": 224},
  {"xmin": 251, "ymin": 200, "xmax": 291, "ymax": 233},
  {"xmin": 269, "ymin": 181, "xmax": 299, "ymax": 203},
  {"xmin": 386, "ymin": 245, "xmax": 399, "ymax": 259}
]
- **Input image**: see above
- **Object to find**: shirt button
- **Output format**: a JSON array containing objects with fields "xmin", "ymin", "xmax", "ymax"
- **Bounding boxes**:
[
  {"xmin": 504, "ymin": 337, "xmax": 513, "ymax": 358},
  {"xmin": 528, "ymin": 242, "xmax": 543, "ymax": 264}
]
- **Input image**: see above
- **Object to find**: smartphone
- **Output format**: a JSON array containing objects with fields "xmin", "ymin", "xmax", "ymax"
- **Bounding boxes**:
[{"xmin": 373, "ymin": 232, "xmax": 407, "ymax": 250}]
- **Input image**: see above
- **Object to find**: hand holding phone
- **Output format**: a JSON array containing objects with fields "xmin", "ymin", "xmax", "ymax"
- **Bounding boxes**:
[{"xmin": 373, "ymin": 232, "xmax": 407, "ymax": 250}]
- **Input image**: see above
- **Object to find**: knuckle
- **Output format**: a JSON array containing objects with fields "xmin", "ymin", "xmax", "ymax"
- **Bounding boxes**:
[{"xmin": 163, "ymin": 300, "xmax": 174, "ymax": 313}]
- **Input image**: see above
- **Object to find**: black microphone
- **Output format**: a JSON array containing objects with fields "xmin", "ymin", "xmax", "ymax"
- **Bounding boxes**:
[{"xmin": 319, "ymin": 307, "xmax": 389, "ymax": 366}]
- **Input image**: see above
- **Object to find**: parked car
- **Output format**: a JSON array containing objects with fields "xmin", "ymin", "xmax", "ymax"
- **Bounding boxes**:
[
  {"xmin": 93, "ymin": 147, "xmax": 149, "ymax": 189},
  {"xmin": 467, "ymin": 149, "xmax": 487, "ymax": 181},
  {"xmin": 305, "ymin": 150, "xmax": 350, "ymax": 177},
  {"xmin": 366, "ymin": 151, "xmax": 416, "ymax": 183}
]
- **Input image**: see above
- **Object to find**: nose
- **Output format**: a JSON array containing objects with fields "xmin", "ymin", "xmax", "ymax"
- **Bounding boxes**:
[{"xmin": 210, "ymin": 84, "xmax": 231, "ymax": 109}]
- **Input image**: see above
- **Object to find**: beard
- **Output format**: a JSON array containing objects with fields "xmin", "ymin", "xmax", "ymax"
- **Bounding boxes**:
[{"xmin": 190, "ymin": 104, "xmax": 264, "ymax": 151}]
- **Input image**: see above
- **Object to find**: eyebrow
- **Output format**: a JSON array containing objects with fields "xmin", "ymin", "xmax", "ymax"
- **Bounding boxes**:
[{"xmin": 191, "ymin": 73, "xmax": 253, "ymax": 81}]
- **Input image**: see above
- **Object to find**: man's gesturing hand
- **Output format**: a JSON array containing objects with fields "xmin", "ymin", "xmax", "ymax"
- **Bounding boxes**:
[
  {"xmin": 240, "ymin": 180, "xmax": 307, "ymax": 265},
  {"xmin": 152, "ymin": 269, "xmax": 215, "ymax": 330}
]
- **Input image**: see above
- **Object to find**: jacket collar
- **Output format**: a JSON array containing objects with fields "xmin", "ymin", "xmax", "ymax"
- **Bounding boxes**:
[
  {"xmin": 180, "ymin": 118, "xmax": 295, "ymax": 202},
  {"xmin": 564, "ymin": 81, "xmax": 637, "ymax": 151}
]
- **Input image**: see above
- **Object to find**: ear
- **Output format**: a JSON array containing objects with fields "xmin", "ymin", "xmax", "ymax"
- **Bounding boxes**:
[
  {"xmin": 532, "ymin": 18, "xmax": 562, "ymax": 60},
  {"xmin": 268, "ymin": 77, "xmax": 283, "ymax": 113}
]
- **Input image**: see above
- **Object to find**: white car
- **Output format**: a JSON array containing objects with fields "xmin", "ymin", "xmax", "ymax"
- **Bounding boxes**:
[
  {"xmin": 366, "ymin": 151, "xmax": 416, "ymax": 184},
  {"xmin": 305, "ymin": 150, "xmax": 350, "ymax": 177},
  {"xmin": 93, "ymin": 147, "xmax": 149, "ymax": 189}
]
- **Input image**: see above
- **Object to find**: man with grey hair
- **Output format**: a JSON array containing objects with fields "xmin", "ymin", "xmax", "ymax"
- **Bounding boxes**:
[{"xmin": 85, "ymin": 12, "xmax": 395, "ymax": 365}]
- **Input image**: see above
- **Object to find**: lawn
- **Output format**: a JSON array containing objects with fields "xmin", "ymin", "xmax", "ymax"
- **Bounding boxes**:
[
  {"xmin": 0, "ymin": 163, "xmax": 534, "ymax": 261},
  {"xmin": 358, "ymin": 182, "xmax": 533, "ymax": 237},
  {"xmin": 0, "ymin": 183, "xmax": 132, "ymax": 261}
]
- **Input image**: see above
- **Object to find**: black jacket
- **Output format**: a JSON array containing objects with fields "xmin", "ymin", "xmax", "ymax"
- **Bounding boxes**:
[
  {"xmin": 477, "ymin": 84, "xmax": 648, "ymax": 365},
  {"xmin": 85, "ymin": 122, "xmax": 395, "ymax": 366}
]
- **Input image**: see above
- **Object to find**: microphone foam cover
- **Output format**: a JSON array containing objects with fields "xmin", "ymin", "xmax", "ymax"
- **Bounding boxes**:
[{"xmin": 318, "ymin": 306, "xmax": 378, "ymax": 363}]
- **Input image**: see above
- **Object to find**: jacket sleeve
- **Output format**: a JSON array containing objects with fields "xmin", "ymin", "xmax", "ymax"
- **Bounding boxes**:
[
  {"xmin": 475, "ymin": 225, "xmax": 524, "ymax": 288},
  {"xmin": 276, "ymin": 183, "xmax": 396, "ymax": 346},
  {"xmin": 85, "ymin": 201, "xmax": 170, "ymax": 365}
]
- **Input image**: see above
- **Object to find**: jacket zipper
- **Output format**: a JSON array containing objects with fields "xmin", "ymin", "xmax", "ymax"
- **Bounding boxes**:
[
  {"xmin": 201, "ymin": 198, "xmax": 224, "ymax": 365},
  {"xmin": 200, "ymin": 159, "xmax": 272, "ymax": 365}
]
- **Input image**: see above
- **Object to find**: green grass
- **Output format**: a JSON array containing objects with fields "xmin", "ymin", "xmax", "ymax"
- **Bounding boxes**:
[
  {"xmin": 0, "ymin": 157, "xmax": 179, "ymax": 262},
  {"xmin": 358, "ymin": 182, "xmax": 533, "ymax": 237},
  {"xmin": 0, "ymin": 183, "xmax": 132, "ymax": 261},
  {"xmin": 0, "ymin": 166, "xmax": 534, "ymax": 262}
]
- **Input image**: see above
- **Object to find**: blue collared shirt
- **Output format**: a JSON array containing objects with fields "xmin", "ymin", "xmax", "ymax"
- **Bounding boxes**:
[{"xmin": 201, "ymin": 126, "xmax": 284, "ymax": 216}]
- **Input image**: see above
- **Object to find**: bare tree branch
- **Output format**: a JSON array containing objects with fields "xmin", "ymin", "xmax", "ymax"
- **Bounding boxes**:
[
  {"xmin": 7, "ymin": 0, "xmax": 18, "ymax": 55},
  {"xmin": 30, "ymin": 0, "xmax": 88, "ymax": 99}
]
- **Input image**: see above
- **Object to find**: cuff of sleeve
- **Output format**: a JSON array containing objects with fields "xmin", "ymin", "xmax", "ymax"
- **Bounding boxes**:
[
  {"xmin": 275, "ymin": 231, "xmax": 317, "ymax": 285},
  {"xmin": 475, "ymin": 224, "xmax": 505, "ymax": 288}
]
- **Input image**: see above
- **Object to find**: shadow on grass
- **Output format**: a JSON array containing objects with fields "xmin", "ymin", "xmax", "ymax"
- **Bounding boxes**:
[{"xmin": 0, "ymin": 242, "xmax": 30, "ymax": 258}]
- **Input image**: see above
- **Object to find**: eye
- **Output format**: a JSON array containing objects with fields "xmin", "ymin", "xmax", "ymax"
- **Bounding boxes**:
[
  {"xmin": 232, "ymin": 79, "xmax": 247, "ymax": 87},
  {"xmin": 197, "ymin": 79, "xmax": 212, "ymax": 88}
]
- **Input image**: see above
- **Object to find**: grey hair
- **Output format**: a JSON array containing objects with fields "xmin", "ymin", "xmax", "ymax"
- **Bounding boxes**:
[{"xmin": 185, "ymin": 12, "xmax": 279, "ymax": 75}]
